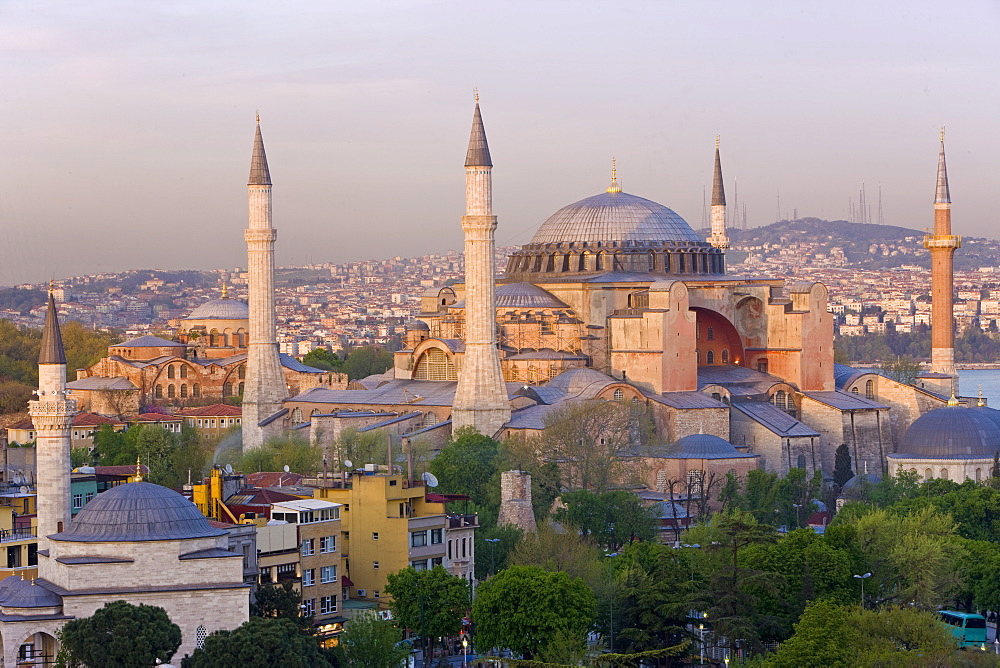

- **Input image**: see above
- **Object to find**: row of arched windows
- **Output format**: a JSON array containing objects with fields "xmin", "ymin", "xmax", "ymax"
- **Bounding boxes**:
[
  {"xmin": 695, "ymin": 350, "xmax": 730, "ymax": 365},
  {"xmin": 155, "ymin": 383, "xmax": 200, "ymax": 399},
  {"xmin": 850, "ymin": 380, "xmax": 876, "ymax": 400}
]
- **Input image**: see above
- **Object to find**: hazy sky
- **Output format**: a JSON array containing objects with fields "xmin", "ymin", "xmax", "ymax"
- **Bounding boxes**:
[{"xmin": 1, "ymin": 0, "xmax": 997, "ymax": 285}]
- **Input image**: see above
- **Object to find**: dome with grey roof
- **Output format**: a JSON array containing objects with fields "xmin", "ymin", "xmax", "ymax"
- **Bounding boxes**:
[
  {"xmin": 530, "ymin": 191, "xmax": 701, "ymax": 245},
  {"xmin": 546, "ymin": 368, "xmax": 617, "ymax": 396},
  {"xmin": 184, "ymin": 299, "xmax": 249, "ymax": 321},
  {"xmin": 495, "ymin": 283, "xmax": 568, "ymax": 309},
  {"xmin": 405, "ymin": 319, "xmax": 430, "ymax": 331},
  {"xmin": 51, "ymin": 482, "xmax": 227, "ymax": 543},
  {"xmin": 897, "ymin": 406, "xmax": 1000, "ymax": 458},
  {"xmin": 0, "ymin": 578, "xmax": 61, "ymax": 608},
  {"xmin": 673, "ymin": 434, "xmax": 743, "ymax": 459}
]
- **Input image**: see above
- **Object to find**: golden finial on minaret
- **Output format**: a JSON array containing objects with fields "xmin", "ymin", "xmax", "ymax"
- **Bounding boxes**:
[
  {"xmin": 977, "ymin": 385, "xmax": 986, "ymax": 407},
  {"xmin": 48, "ymin": 279, "xmax": 54, "ymax": 295},
  {"xmin": 474, "ymin": 88, "xmax": 479, "ymax": 104},
  {"xmin": 256, "ymin": 111, "xmax": 260, "ymax": 124},
  {"xmin": 607, "ymin": 157, "xmax": 622, "ymax": 194},
  {"xmin": 940, "ymin": 125, "xmax": 945, "ymax": 142},
  {"xmin": 716, "ymin": 134, "xmax": 720, "ymax": 150},
  {"xmin": 135, "ymin": 456, "xmax": 143, "ymax": 482}
]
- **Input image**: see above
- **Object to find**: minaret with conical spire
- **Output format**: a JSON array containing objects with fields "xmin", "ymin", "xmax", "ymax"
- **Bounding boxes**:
[
  {"xmin": 242, "ymin": 116, "xmax": 287, "ymax": 450},
  {"xmin": 30, "ymin": 287, "xmax": 77, "ymax": 543},
  {"xmin": 452, "ymin": 95, "xmax": 510, "ymax": 437},
  {"xmin": 708, "ymin": 136, "xmax": 729, "ymax": 250},
  {"xmin": 923, "ymin": 127, "xmax": 961, "ymax": 394}
]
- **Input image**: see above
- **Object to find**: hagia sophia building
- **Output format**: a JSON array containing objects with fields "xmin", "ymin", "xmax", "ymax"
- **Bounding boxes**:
[{"xmin": 10, "ymin": 100, "xmax": 996, "ymax": 660}]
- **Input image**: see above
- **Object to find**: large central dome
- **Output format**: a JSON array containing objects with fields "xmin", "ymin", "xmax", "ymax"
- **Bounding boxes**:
[{"xmin": 530, "ymin": 190, "xmax": 701, "ymax": 245}]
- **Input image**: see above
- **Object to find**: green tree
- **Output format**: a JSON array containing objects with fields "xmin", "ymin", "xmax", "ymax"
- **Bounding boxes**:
[
  {"xmin": 472, "ymin": 565, "xmax": 596, "ymax": 660},
  {"xmin": 92, "ymin": 423, "xmax": 130, "ymax": 466},
  {"xmin": 508, "ymin": 524, "xmax": 604, "ymax": 593},
  {"xmin": 250, "ymin": 582, "xmax": 312, "ymax": 632},
  {"xmin": 833, "ymin": 443, "xmax": 854, "ymax": 489},
  {"xmin": 474, "ymin": 525, "xmax": 523, "ymax": 579},
  {"xmin": 222, "ymin": 433, "xmax": 320, "ymax": 474},
  {"xmin": 558, "ymin": 490, "xmax": 656, "ymax": 550},
  {"xmin": 384, "ymin": 566, "xmax": 469, "ymax": 660},
  {"xmin": 57, "ymin": 600, "xmax": 181, "ymax": 668},
  {"xmin": 330, "ymin": 612, "xmax": 411, "ymax": 668},
  {"xmin": 763, "ymin": 599, "xmax": 854, "ymax": 668},
  {"xmin": 430, "ymin": 428, "xmax": 502, "ymax": 510},
  {"xmin": 181, "ymin": 617, "xmax": 332, "ymax": 668},
  {"xmin": 302, "ymin": 348, "xmax": 342, "ymax": 372},
  {"xmin": 877, "ymin": 355, "xmax": 923, "ymax": 385},
  {"xmin": 341, "ymin": 345, "xmax": 394, "ymax": 381},
  {"xmin": 991, "ymin": 453, "xmax": 1000, "ymax": 490}
]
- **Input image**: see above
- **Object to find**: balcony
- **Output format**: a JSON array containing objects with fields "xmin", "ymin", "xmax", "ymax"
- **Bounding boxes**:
[
  {"xmin": 447, "ymin": 514, "xmax": 478, "ymax": 529},
  {"xmin": 0, "ymin": 527, "xmax": 35, "ymax": 544}
]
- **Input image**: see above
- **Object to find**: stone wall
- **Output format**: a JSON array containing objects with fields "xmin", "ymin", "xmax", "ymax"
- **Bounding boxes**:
[{"xmin": 497, "ymin": 470, "xmax": 536, "ymax": 532}]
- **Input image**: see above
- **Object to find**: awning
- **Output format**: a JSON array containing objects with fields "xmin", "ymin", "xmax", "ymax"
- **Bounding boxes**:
[
  {"xmin": 341, "ymin": 574, "xmax": 354, "ymax": 587},
  {"xmin": 426, "ymin": 493, "xmax": 472, "ymax": 503}
]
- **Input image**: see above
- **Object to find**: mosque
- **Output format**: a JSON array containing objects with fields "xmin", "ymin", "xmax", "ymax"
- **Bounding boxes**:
[{"xmin": 284, "ymin": 102, "xmax": 980, "ymax": 488}]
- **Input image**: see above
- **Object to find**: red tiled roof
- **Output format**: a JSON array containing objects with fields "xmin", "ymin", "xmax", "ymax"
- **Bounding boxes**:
[
  {"xmin": 208, "ymin": 519, "xmax": 239, "ymax": 528},
  {"xmin": 245, "ymin": 472, "xmax": 305, "ymax": 488},
  {"xmin": 7, "ymin": 419, "xmax": 32, "ymax": 430},
  {"xmin": 177, "ymin": 404, "xmax": 242, "ymax": 417},
  {"xmin": 135, "ymin": 413, "xmax": 182, "ymax": 422}
]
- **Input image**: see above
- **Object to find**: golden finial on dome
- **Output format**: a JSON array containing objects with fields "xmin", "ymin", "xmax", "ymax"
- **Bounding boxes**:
[
  {"xmin": 948, "ymin": 390, "xmax": 960, "ymax": 407},
  {"xmin": 221, "ymin": 283, "xmax": 228, "ymax": 299},
  {"xmin": 607, "ymin": 157, "xmax": 622, "ymax": 194},
  {"xmin": 977, "ymin": 385, "xmax": 985, "ymax": 407},
  {"xmin": 135, "ymin": 456, "xmax": 143, "ymax": 482}
]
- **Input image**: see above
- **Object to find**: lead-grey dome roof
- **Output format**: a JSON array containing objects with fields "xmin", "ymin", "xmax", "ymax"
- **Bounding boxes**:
[
  {"xmin": 184, "ymin": 298, "xmax": 249, "ymax": 321},
  {"xmin": 530, "ymin": 191, "xmax": 700, "ymax": 245},
  {"xmin": 51, "ymin": 482, "xmax": 227, "ymax": 542},
  {"xmin": 673, "ymin": 434, "xmax": 744, "ymax": 459},
  {"xmin": 0, "ymin": 577, "xmax": 61, "ymax": 608},
  {"xmin": 897, "ymin": 406, "xmax": 1000, "ymax": 458}
]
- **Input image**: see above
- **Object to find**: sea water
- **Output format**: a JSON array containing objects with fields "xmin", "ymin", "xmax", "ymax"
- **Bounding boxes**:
[{"xmin": 958, "ymin": 369, "xmax": 1000, "ymax": 405}]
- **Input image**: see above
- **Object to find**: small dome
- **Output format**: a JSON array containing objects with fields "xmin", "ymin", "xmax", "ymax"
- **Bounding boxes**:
[
  {"xmin": 897, "ymin": 406, "xmax": 1000, "ymax": 458},
  {"xmin": 184, "ymin": 299, "xmax": 249, "ymax": 321},
  {"xmin": 673, "ymin": 434, "xmax": 741, "ymax": 459},
  {"xmin": 530, "ymin": 191, "xmax": 701, "ymax": 245},
  {"xmin": 52, "ymin": 482, "xmax": 227, "ymax": 542},
  {"xmin": 0, "ymin": 578, "xmax": 61, "ymax": 608},
  {"xmin": 841, "ymin": 473, "xmax": 882, "ymax": 500},
  {"xmin": 495, "ymin": 283, "xmax": 568, "ymax": 309},
  {"xmin": 115, "ymin": 335, "xmax": 182, "ymax": 348},
  {"xmin": 546, "ymin": 368, "xmax": 617, "ymax": 396},
  {"xmin": 405, "ymin": 319, "xmax": 430, "ymax": 331}
]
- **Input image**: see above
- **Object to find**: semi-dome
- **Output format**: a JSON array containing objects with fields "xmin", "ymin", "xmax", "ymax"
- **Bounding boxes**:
[
  {"xmin": 897, "ymin": 406, "xmax": 1000, "ymax": 458},
  {"xmin": 184, "ymin": 299, "xmax": 249, "ymax": 321},
  {"xmin": 673, "ymin": 433, "xmax": 744, "ymax": 459},
  {"xmin": 495, "ymin": 283, "xmax": 568, "ymax": 309},
  {"xmin": 51, "ymin": 482, "xmax": 227, "ymax": 542},
  {"xmin": 530, "ymin": 191, "xmax": 701, "ymax": 245}
]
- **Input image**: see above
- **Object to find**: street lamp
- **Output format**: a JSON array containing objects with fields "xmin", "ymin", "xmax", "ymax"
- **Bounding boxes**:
[
  {"xmin": 854, "ymin": 572, "xmax": 872, "ymax": 608},
  {"xmin": 484, "ymin": 538, "xmax": 500, "ymax": 576},
  {"xmin": 698, "ymin": 612, "xmax": 708, "ymax": 665},
  {"xmin": 606, "ymin": 552, "xmax": 618, "ymax": 653},
  {"xmin": 462, "ymin": 636, "xmax": 468, "ymax": 667}
]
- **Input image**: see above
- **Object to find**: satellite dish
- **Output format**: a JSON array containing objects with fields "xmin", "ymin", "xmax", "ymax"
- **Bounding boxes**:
[
  {"xmin": 18, "ymin": 486, "xmax": 28, "ymax": 495},
  {"xmin": 224, "ymin": 464, "xmax": 234, "ymax": 475},
  {"xmin": 343, "ymin": 460, "xmax": 353, "ymax": 469},
  {"xmin": 283, "ymin": 465, "xmax": 290, "ymax": 473},
  {"xmin": 422, "ymin": 472, "xmax": 439, "ymax": 488}
]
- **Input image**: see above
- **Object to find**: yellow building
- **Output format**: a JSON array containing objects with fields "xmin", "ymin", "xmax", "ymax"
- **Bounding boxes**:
[
  {"xmin": 313, "ymin": 472, "xmax": 477, "ymax": 606},
  {"xmin": 0, "ymin": 504, "xmax": 37, "ymax": 580}
]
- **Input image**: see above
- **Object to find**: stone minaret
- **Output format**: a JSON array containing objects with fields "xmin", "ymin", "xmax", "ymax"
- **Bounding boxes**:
[
  {"xmin": 923, "ymin": 128, "xmax": 961, "ymax": 393},
  {"xmin": 451, "ymin": 97, "xmax": 510, "ymax": 437},
  {"xmin": 31, "ymin": 290, "xmax": 76, "ymax": 541},
  {"xmin": 708, "ymin": 136, "xmax": 729, "ymax": 250},
  {"xmin": 242, "ymin": 116, "xmax": 287, "ymax": 450}
]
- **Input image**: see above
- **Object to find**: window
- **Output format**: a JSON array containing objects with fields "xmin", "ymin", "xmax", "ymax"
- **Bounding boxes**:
[
  {"xmin": 707, "ymin": 326, "xmax": 715, "ymax": 341},
  {"xmin": 84, "ymin": 492, "xmax": 94, "ymax": 504},
  {"xmin": 302, "ymin": 598, "xmax": 315, "ymax": 616},
  {"xmin": 301, "ymin": 538, "xmax": 315, "ymax": 557},
  {"xmin": 320, "ymin": 565, "xmax": 337, "ymax": 584},
  {"xmin": 303, "ymin": 569, "xmax": 315, "ymax": 586},
  {"xmin": 167, "ymin": 385, "xmax": 175, "ymax": 398},
  {"xmin": 320, "ymin": 535, "xmax": 336, "ymax": 553},
  {"xmin": 72, "ymin": 494, "xmax": 83, "ymax": 509},
  {"xmin": 866, "ymin": 379, "xmax": 875, "ymax": 400},
  {"xmin": 721, "ymin": 350, "xmax": 729, "ymax": 363},
  {"xmin": 167, "ymin": 365, "xmax": 175, "ymax": 379},
  {"xmin": 224, "ymin": 383, "xmax": 232, "ymax": 397},
  {"xmin": 706, "ymin": 351, "xmax": 715, "ymax": 364},
  {"xmin": 195, "ymin": 625, "xmax": 207, "ymax": 650},
  {"xmin": 796, "ymin": 454, "xmax": 806, "ymax": 469},
  {"xmin": 757, "ymin": 359, "xmax": 768, "ymax": 373},
  {"xmin": 180, "ymin": 365, "xmax": 188, "ymax": 379},
  {"xmin": 924, "ymin": 468, "xmax": 933, "ymax": 481},
  {"xmin": 373, "ymin": 590, "xmax": 380, "ymax": 599},
  {"xmin": 372, "ymin": 532, "xmax": 379, "ymax": 541},
  {"xmin": 373, "ymin": 561, "xmax": 379, "ymax": 570},
  {"xmin": 976, "ymin": 468, "xmax": 983, "ymax": 483},
  {"xmin": 193, "ymin": 383, "xmax": 200, "ymax": 397},
  {"xmin": 411, "ymin": 559, "xmax": 428, "ymax": 571},
  {"xmin": 432, "ymin": 557, "xmax": 443, "ymax": 568},
  {"xmin": 430, "ymin": 528, "xmax": 443, "ymax": 544},
  {"xmin": 687, "ymin": 470, "xmax": 705, "ymax": 496},
  {"xmin": 851, "ymin": 387, "xmax": 859, "ymax": 394},
  {"xmin": 940, "ymin": 468, "xmax": 949, "ymax": 480},
  {"xmin": 613, "ymin": 388, "xmax": 624, "ymax": 401},
  {"xmin": 180, "ymin": 383, "xmax": 188, "ymax": 398},
  {"xmin": 154, "ymin": 384, "xmax": 163, "ymax": 398},
  {"xmin": 411, "ymin": 531, "xmax": 427, "ymax": 548},
  {"xmin": 320, "ymin": 595, "xmax": 338, "ymax": 615}
]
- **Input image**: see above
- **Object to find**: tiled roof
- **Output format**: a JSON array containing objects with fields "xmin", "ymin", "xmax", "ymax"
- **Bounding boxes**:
[
  {"xmin": 135, "ymin": 413, "xmax": 182, "ymax": 423},
  {"xmin": 647, "ymin": 391, "xmax": 726, "ymax": 409},
  {"xmin": 66, "ymin": 376, "xmax": 138, "ymax": 391},
  {"xmin": 114, "ymin": 335, "xmax": 182, "ymax": 348},
  {"xmin": 731, "ymin": 402, "xmax": 821, "ymax": 438},
  {"xmin": 94, "ymin": 464, "xmax": 149, "ymax": 477},
  {"xmin": 290, "ymin": 380, "xmax": 521, "ymax": 407},
  {"xmin": 244, "ymin": 472, "xmax": 305, "ymax": 488},
  {"xmin": 11, "ymin": 413, "xmax": 124, "ymax": 431},
  {"xmin": 177, "ymin": 404, "xmax": 242, "ymax": 417},
  {"xmin": 801, "ymin": 390, "xmax": 888, "ymax": 411}
]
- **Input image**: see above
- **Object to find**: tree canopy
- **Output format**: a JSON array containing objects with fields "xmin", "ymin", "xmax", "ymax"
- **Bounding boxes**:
[
  {"xmin": 330, "ymin": 612, "xmax": 411, "ymax": 668},
  {"xmin": 181, "ymin": 618, "xmax": 331, "ymax": 668},
  {"xmin": 58, "ymin": 600, "xmax": 181, "ymax": 668},
  {"xmin": 384, "ymin": 565, "xmax": 470, "ymax": 659}
]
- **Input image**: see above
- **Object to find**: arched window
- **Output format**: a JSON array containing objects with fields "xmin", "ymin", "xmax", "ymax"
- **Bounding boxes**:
[
  {"xmin": 632, "ymin": 397, "xmax": 640, "ymax": 406},
  {"xmin": 291, "ymin": 408, "xmax": 303, "ymax": 423},
  {"xmin": 167, "ymin": 385, "xmax": 176, "ymax": 398},
  {"xmin": 238, "ymin": 382, "xmax": 245, "ymax": 395},
  {"xmin": 940, "ymin": 468, "xmax": 949, "ymax": 480},
  {"xmin": 772, "ymin": 391, "xmax": 787, "ymax": 410},
  {"xmin": 976, "ymin": 468, "xmax": 983, "ymax": 483},
  {"xmin": 924, "ymin": 468, "xmax": 933, "ymax": 481},
  {"xmin": 796, "ymin": 454, "xmax": 806, "ymax": 469},
  {"xmin": 613, "ymin": 388, "xmax": 624, "ymax": 401},
  {"xmin": 238, "ymin": 365, "xmax": 246, "ymax": 380},
  {"xmin": 687, "ymin": 470, "xmax": 705, "ymax": 496},
  {"xmin": 209, "ymin": 329, "xmax": 219, "ymax": 346},
  {"xmin": 413, "ymin": 348, "xmax": 457, "ymax": 381},
  {"xmin": 721, "ymin": 350, "xmax": 729, "ymax": 364},
  {"xmin": 180, "ymin": 365, "xmax": 188, "ymax": 379},
  {"xmin": 423, "ymin": 412, "xmax": 439, "ymax": 427},
  {"xmin": 192, "ymin": 383, "xmax": 200, "ymax": 397},
  {"xmin": 707, "ymin": 327, "xmax": 715, "ymax": 341},
  {"xmin": 223, "ymin": 383, "xmax": 232, "ymax": 397},
  {"xmin": 707, "ymin": 351, "xmax": 715, "ymax": 364},
  {"xmin": 180, "ymin": 384, "xmax": 188, "ymax": 398},
  {"xmin": 852, "ymin": 387, "xmax": 860, "ymax": 394},
  {"xmin": 167, "ymin": 366, "xmax": 175, "ymax": 379},
  {"xmin": 865, "ymin": 379, "xmax": 874, "ymax": 400},
  {"xmin": 757, "ymin": 359, "xmax": 768, "ymax": 373},
  {"xmin": 155, "ymin": 384, "xmax": 163, "ymax": 399}
]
